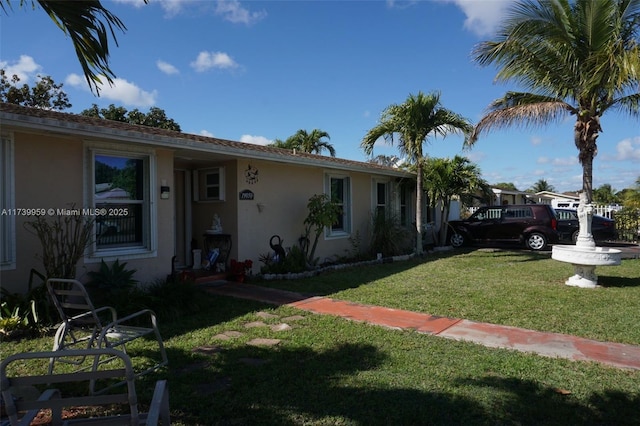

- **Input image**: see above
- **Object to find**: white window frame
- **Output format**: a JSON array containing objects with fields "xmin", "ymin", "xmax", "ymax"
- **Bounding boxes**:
[
  {"xmin": 325, "ymin": 172, "xmax": 352, "ymax": 238},
  {"xmin": 1, "ymin": 133, "xmax": 16, "ymax": 270},
  {"xmin": 372, "ymin": 178, "xmax": 390, "ymax": 218},
  {"xmin": 84, "ymin": 142, "xmax": 157, "ymax": 262},
  {"xmin": 193, "ymin": 167, "xmax": 225, "ymax": 202},
  {"xmin": 399, "ymin": 182, "xmax": 412, "ymax": 227}
]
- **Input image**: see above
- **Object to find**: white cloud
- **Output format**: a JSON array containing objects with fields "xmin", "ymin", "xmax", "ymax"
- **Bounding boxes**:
[
  {"xmin": 113, "ymin": 0, "xmax": 147, "ymax": 8},
  {"xmin": 537, "ymin": 156, "xmax": 549, "ymax": 164},
  {"xmin": 65, "ymin": 73, "xmax": 85, "ymax": 87},
  {"xmin": 466, "ymin": 151, "xmax": 485, "ymax": 163},
  {"xmin": 190, "ymin": 51, "xmax": 239, "ymax": 72},
  {"xmin": 440, "ymin": 0, "xmax": 511, "ymax": 37},
  {"xmin": 215, "ymin": 0, "xmax": 266, "ymax": 25},
  {"xmin": 386, "ymin": 1, "xmax": 418, "ymax": 10},
  {"xmin": 158, "ymin": 0, "xmax": 187, "ymax": 16},
  {"xmin": 615, "ymin": 136, "xmax": 640, "ymax": 161},
  {"xmin": 0, "ymin": 55, "xmax": 41, "ymax": 82},
  {"xmin": 551, "ymin": 156, "xmax": 578, "ymax": 167},
  {"xmin": 531, "ymin": 136, "xmax": 543, "ymax": 146},
  {"xmin": 114, "ymin": 0, "xmax": 184, "ymax": 16},
  {"xmin": 200, "ymin": 130, "xmax": 215, "ymax": 137},
  {"xmin": 240, "ymin": 134, "xmax": 271, "ymax": 145},
  {"xmin": 66, "ymin": 74, "xmax": 157, "ymax": 107},
  {"xmin": 157, "ymin": 60, "xmax": 179, "ymax": 75}
]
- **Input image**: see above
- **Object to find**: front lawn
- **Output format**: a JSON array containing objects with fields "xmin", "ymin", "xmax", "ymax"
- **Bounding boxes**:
[{"xmin": 263, "ymin": 248, "xmax": 640, "ymax": 345}]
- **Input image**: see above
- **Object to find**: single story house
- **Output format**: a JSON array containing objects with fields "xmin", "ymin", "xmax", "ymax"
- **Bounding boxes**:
[
  {"xmin": 490, "ymin": 188, "xmax": 532, "ymax": 206},
  {"xmin": 0, "ymin": 103, "xmax": 418, "ymax": 293},
  {"xmin": 529, "ymin": 191, "xmax": 581, "ymax": 208}
]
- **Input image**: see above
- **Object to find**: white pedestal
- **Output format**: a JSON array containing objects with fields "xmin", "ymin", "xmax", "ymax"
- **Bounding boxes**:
[{"xmin": 552, "ymin": 245, "xmax": 621, "ymax": 288}]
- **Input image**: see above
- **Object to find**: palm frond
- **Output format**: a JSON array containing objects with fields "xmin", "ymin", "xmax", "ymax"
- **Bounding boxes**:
[
  {"xmin": 35, "ymin": 0, "xmax": 135, "ymax": 95},
  {"xmin": 468, "ymin": 92, "xmax": 573, "ymax": 146},
  {"xmin": 362, "ymin": 91, "xmax": 472, "ymax": 162}
]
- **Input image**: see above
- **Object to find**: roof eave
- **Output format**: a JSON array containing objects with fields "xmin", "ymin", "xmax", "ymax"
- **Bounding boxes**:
[{"xmin": 0, "ymin": 108, "xmax": 414, "ymax": 178}]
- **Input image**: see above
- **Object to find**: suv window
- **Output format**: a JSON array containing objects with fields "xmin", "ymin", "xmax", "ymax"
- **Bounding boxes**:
[
  {"xmin": 503, "ymin": 207, "xmax": 533, "ymax": 219},
  {"xmin": 556, "ymin": 210, "xmax": 576, "ymax": 220},
  {"xmin": 475, "ymin": 208, "xmax": 502, "ymax": 220}
]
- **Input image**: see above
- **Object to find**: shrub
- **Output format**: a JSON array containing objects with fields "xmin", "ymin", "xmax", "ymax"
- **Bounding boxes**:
[
  {"xmin": 369, "ymin": 210, "xmax": 412, "ymax": 257},
  {"xmin": 139, "ymin": 277, "xmax": 212, "ymax": 321},
  {"xmin": 260, "ymin": 244, "xmax": 308, "ymax": 274},
  {"xmin": 0, "ymin": 269, "xmax": 55, "ymax": 340},
  {"xmin": 24, "ymin": 211, "xmax": 93, "ymax": 279},
  {"xmin": 87, "ymin": 259, "xmax": 139, "ymax": 313}
]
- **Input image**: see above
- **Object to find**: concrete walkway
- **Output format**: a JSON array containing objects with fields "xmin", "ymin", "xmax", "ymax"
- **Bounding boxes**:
[{"xmin": 203, "ymin": 282, "xmax": 640, "ymax": 371}]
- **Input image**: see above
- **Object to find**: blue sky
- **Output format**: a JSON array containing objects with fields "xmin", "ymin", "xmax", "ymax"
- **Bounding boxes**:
[{"xmin": 1, "ymin": 0, "xmax": 638, "ymax": 193}]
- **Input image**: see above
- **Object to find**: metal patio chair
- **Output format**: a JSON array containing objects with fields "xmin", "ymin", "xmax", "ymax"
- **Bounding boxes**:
[
  {"xmin": 46, "ymin": 279, "xmax": 168, "ymax": 387},
  {"xmin": 1, "ymin": 348, "xmax": 170, "ymax": 425}
]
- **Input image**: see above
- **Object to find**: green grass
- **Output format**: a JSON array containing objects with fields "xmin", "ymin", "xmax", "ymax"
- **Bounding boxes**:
[
  {"xmin": 263, "ymin": 248, "xmax": 640, "ymax": 344},
  {"xmin": 2, "ymin": 248, "xmax": 639, "ymax": 425}
]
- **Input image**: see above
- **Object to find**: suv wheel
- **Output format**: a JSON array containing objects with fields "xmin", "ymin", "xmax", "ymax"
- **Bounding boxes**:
[
  {"xmin": 450, "ymin": 232, "xmax": 465, "ymax": 247},
  {"xmin": 526, "ymin": 232, "xmax": 547, "ymax": 251}
]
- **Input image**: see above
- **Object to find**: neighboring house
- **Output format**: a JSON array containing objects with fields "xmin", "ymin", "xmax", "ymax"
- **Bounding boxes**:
[
  {"xmin": 0, "ymin": 103, "xmax": 416, "ymax": 293},
  {"xmin": 465, "ymin": 187, "xmax": 533, "ymax": 217},
  {"xmin": 531, "ymin": 191, "xmax": 623, "ymax": 218},
  {"xmin": 530, "ymin": 191, "xmax": 581, "ymax": 208},
  {"xmin": 490, "ymin": 188, "xmax": 532, "ymax": 205}
]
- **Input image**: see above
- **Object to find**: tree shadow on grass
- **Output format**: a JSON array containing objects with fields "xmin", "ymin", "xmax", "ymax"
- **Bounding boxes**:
[
  {"xmin": 456, "ymin": 376, "xmax": 640, "ymax": 426},
  {"xmin": 598, "ymin": 275, "xmax": 640, "ymax": 288},
  {"xmin": 147, "ymin": 343, "xmax": 640, "ymax": 426},
  {"xmin": 155, "ymin": 294, "xmax": 271, "ymax": 340},
  {"xmin": 159, "ymin": 343, "xmax": 488, "ymax": 425}
]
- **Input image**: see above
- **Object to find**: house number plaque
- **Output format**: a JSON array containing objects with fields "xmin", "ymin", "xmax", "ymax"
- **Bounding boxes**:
[{"xmin": 239, "ymin": 189, "xmax": 254, "ymax": 200}]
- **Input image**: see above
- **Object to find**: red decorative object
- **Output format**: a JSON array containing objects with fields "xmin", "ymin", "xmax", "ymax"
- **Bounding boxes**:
[{"xmin": 229, "ymin": 259, "xmax": 253, "ymax": 282}]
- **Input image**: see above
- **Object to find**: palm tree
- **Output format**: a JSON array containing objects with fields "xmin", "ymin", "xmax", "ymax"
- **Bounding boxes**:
[
  {"xmin": 368, "ymin": 155, "xmax": 401, "ymax": 167},
  {"xmin": 593, "ymin": 184, "xmax": 620, "ymax": 204},
  {"xmin": 468, "ymin": 0, "xmax": 640, "ymax": 205},
  {"xmin": 529, "ymin": 179, "xmax": 556, "ymax": 193},
  {"xmin": 422, "ymin": 156, "xmax": 492, "ymax": 246},
  {"xmin": 268, "ymin": 138, "xmax": 292, "ymax": 149},
  {"xmin": 284, "ymin": 129, "xmax": 336, "ymax": 157},
  {"xmin": 622, "ymin": 177, "xmax": 640, "ymax": 209},
  {"xmin": 361, "ymin": 91, "xmax": 473, "ymax": 254},
  {"xmin": 1, "ymin": 0, "xmax": 145, "ymax": 95}
]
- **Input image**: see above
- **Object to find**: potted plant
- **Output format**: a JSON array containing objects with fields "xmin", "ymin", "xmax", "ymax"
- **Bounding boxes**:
[{"xmin": 229, "ymin": 259, "xmax": 253, "ymax": 283}]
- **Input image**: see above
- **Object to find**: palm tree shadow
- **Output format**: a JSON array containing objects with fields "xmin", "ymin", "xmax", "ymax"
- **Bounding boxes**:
[
  {"xmin": 598, "ymin": 276, "xmax": 640, "ymax": 288},
  {"xmin": 162, "ymin": 343, "xmax": 489, "ymax": 425},
  {"xmin": 455, "ymin": 376, "xmax": 640, "ymax": 426}
]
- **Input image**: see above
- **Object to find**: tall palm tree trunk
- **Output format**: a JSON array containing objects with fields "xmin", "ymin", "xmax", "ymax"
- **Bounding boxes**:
[
  {"xmin": 574, "ymin": 115, "xmax": 601, "ymax": 203},
  {"xmin": 415, "ymin": 159, "xmax": 424, "ymax": 254}
]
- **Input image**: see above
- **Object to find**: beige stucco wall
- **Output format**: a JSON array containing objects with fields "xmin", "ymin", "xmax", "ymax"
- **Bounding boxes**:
[
  {"xmin": 233, "ymin": 159, "xmax": 381, "ymax": 273},
  {"xmin": 0, "ymin": 130, "xmax": 175, "ymax": 294}
]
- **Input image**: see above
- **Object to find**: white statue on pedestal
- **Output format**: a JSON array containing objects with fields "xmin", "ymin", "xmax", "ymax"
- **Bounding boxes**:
[
  {"xmin": 210, "ymin": 214, "xmax": 222, "ymax": 234},
  {"xmin": 575, "ymin": 192, "xmax": 595, "ymax": 248}
]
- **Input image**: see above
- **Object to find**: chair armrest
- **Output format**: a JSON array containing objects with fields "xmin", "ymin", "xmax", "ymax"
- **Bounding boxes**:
[
  {"xmin": 69, "ymin": 306, "xmax": 118, "ymax": 324},
  {"xmin": 145, "ymin": 380, "xmax": 170, "ymax": 425},
  {"xmin": 105, "ymin": 309, "xmax": 159, "ymax": 329},
  {"xmin": 94, "ymin": 305, "xmax": 118, "ymax": 321}
]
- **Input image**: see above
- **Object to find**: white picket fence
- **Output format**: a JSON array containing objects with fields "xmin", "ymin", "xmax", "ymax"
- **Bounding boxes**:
[{"xmin": 467, "ymin": 204, "xmax": 622, "ymax": 218}]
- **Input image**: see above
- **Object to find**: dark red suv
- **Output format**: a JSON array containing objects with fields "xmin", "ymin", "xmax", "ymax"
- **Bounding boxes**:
[{"xmin": 448, "ymin": 204, "xmax": 559, "ymax": 251}]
